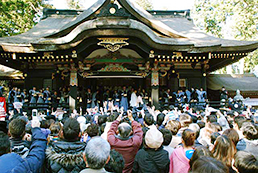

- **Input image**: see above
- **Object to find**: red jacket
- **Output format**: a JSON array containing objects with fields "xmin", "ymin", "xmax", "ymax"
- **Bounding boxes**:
[{"xmin": 108, "ymin": 120, "xmax": 143, "ymax": 173}]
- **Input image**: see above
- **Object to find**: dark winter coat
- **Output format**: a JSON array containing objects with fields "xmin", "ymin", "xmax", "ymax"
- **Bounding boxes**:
[
  {"xmin": 10, "ymin": 137, "xmax": 31, "ymax": 158},
  {"xmin": 45, "ymin": 140, "xmax": 86, "ymax": 173},
  {"xmin": 132, "ymin": 147, "xmax": 170, "ymax": 173}
]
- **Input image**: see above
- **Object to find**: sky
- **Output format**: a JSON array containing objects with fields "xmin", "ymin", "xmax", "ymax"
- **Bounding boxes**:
[{"xmin": 49, "ymin": 0, "xmax": 194, "ymax": 10}]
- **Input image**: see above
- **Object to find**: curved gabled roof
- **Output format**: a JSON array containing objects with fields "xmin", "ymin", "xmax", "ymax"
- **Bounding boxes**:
[{"xmin": 0, "ymin": 0, "xmax": 257, "ymax": 54}]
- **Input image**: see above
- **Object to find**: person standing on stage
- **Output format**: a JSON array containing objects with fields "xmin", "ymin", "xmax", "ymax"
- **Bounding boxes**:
[
  {"xmin": 120, "ymin": 86, "xmax": 128, "ymax": 111},
  {"xmin": 113, "ymin": 90, "xmax": 120, "ymax": 108},
  {"xmin": 86, "ymin": 88, "xmax": 92, "ymax": 109},
  {"xmin": 141, "ymin": 89, "xmax": 149, "ymax": 106},
  {"xmin": 43, "ymin": 87, "xmax": 51, "ymax": 104},
  {"xmin": 29, "ymin": 87, "xmax": 38, "ymax": 108},
  {"xmin": 130, "ymin": 89, "xmax": 138, "ymax": 108}
]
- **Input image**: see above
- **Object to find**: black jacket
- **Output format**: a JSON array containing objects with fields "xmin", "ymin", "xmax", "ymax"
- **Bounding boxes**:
[
  {"xmin": 132, "ymin": 147, "xmax": 170, "ymax": 173},
  {"xmin": 45, "ymin": 140, "xmax": 86, "ymax": 173}
]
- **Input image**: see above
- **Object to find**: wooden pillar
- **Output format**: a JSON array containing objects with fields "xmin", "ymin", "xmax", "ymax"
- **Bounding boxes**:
[
  {"xmin": 69, "ymin": 69, "xmax": 77, "ymax": 110},
  {"xmin": 151, "ymin": 71, "xmax": 159, "ymax": 108}
]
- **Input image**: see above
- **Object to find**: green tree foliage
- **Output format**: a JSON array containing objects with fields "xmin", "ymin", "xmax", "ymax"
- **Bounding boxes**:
[
  {"xmin": 192, "ymin": 0, "xmax": 258, "ymax": 72},
  {"xmin": 0, "ymin": 0, "xmax": 52, "ymax": 37},
  {"xmin": 135, "ymin": 0, "xmax": 153, "ymax": 10},
  {"xmin": 66, "ymin": 0, "xmax": 81, "ymax": 10}
]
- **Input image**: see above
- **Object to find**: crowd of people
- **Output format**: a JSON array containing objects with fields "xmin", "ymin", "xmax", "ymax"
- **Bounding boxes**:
[{"xmin": 0, "ymin": 83, "xmax": 258, "ymax": 173}]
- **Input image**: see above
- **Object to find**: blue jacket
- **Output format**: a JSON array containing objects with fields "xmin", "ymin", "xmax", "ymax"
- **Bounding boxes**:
[{"xmin": 0, "ymin": 127, "xmax": 47, "ymax": 173}]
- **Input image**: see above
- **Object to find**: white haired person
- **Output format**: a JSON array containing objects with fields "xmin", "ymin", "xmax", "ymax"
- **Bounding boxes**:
[{"xmin": 80, "ymin": 137, "xmax": 111, "ymax": 173}]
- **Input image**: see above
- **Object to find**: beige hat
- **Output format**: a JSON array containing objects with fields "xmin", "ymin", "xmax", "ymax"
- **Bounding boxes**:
[{"xmin": 145, "ymin": 126, "xmax": 164, "ymax": 149}]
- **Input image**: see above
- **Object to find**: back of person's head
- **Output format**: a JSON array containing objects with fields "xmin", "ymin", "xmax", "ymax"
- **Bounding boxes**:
[
  {"xmin": 234, "ymin": 116, "xmax": 246, "ymax": 129},
  {"xmin": 85, "ymin": 114, "xmax": 93, "ymax": 124},
  {"xmin": 212, "ymin": 135, "xmax": 236, "ymax": 167},
  {"xmin": 241, "ymin": 122, "xmax": 258, "ymax": 140},
  {"xmin": 118, "ymin": 122, "xmax": 132, "ymax": 138},
  {"xmin": 49, "ymin": 122, "xmax": 61, "ymax": 135},
  {"xmin": 165, "ymin": 120, "xmax": 181, "ymax": 135},
  {"xmin": 160, "ymin": 128, "xmax": 172, "ymax": 146},
  {"xmin": 188, "ymin": 123, "xmax": 200, "ymax": 139},
  {"xmin": 211, "ymin": 132, "xmax": 221, "ymax": 145},
  {"xmin": 145, "ymin": 126, "xmax": 163, "ymax": 149},
  {"xmin": 212, "ymin": 122, "xmax": 222, "ymax": 132},
  {"xmin": 157, "ymin": 113, "xmax": 165, "ymax": 126},
  {"xmin": 144, "ymin": 113, "xmax": 154, "ymax": 126},
  {"xmin": 98, "ymin": 115, "xmax": 107, "ymax": 126},
  {"xmin": 40, "ymin": 120, "xmax": 50, "ymax": 129},
  {"xmin": 86, "ymin": 123, "xmax": 99, "ymax": 137},
  {"xmin": 192, "ymin": 115, "xmax": 198, "ymax": 123},
  {"xmin": 179, "ymin": 114, "xmax": 192, "ymax": 127},
  {"xmin": 104, "ymin": 149, "xmax": 125, "ymax": 173},
  {"xmin": 190, "ymin": 156, "xmax": 229, "ymax": 173},
  {"xmin": 109, "ymin": 112, "xmax": 119, "ymax": 122},
  {"xmin": 234, "ymin": 151, "xmax": 258, "ymax": 173},
  {"xmin": 182, "ymin": 129, "xmax": 196, "ymax": 147},
  {"xmin": 207, "ymin": 115, "xmax": 217, "ymax": 123},
  {"xmin": 222, "ymin": 128, "xmax": 239, "ymax": 146},
  {"xmin": 9, "ymin": 118, "xmax": 26, "ymax": 138},
  {"xmin": 63, "ymin": 118, "xmax": 80, "ymax": 141},
  {"xmin": 0, "ymin": 131, "xmax": 10, "ymax": 156},
  {"xmin": 100, "ymin": 123, "xmax": 106, "ymax": 135},
  {"xmin": 84, "ymin": 137, "xmax": 110, "ymax": 169},
  {"xmin": 189, "ymin": 146, "xmax": 212, "ymax": 168},
  {"xmin": 197, "ymin": 121, "xmax": 205, "ymax": 129}
]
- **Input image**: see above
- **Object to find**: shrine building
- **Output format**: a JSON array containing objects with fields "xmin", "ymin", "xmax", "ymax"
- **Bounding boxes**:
[{"xmin": 0, "ymin": 0, "xmax": 257, "ymax": 108}]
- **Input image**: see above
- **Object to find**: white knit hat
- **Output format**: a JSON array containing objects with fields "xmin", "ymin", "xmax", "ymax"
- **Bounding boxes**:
[{"xmin": 145, "ymin": 125, "xmax": 163, "ymax": 149}]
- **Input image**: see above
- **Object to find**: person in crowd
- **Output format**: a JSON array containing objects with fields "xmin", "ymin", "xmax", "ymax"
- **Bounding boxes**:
[
  {"xmin": 189, "ymin": 146, "xmax": 212, "ymax": 168},
  {"xmin": 133, "ymin": 126, "xmax": 170, "ymax": 173},
  {"xmin": 177, "ymin": 113, "xmax": 192, "ymax": 136},
  {"xmin": 222, "ymin": 128, "xmax": 239, "ymax": 147},
  {"xmin": 211, "ymin": 132, "xmax": 221, "ymax": 145},
  {"xmin": 156, "ymin": 113, "xmax": 165, "ymax": 130},
  {"xmin": 83, "ymin": 123, "xmax": 99, "ymax": 143},
  {"xmin": 160, "ymin": 128, "xmax": 174, "ymax": 157},
  {"xmin": 234, "ymin": 151, "xmax": 258, "ymax": 173},
  {"xmin": 46, "ymin": 118, "xmax": 86, "ymax": 172},
  {"xmin": 236, "ymin": 122, "xmax": 258, "ymax": 157},
  {"xmin": 211, "ymin": 135, "xmax": 236, "ymax": 172},
  {"xmin": 104, "ymin": 149, "xmax": 125, "ymax": 173},
  {"xmin": 170, "ymin": 129, "xmax": 196, "ymax": 173},
  {"xmin": 49, "ymin": 122, "xmax": 61, "ymax": 142},
  {"xmin": 198, "ymin": 114, "xmax": 217, "ymax": 147},
  {"xmin": 165, "ymin": 120, "xmax": 181, "ymax": 148},
  {"xmin": 80, "ymin": 137, "xmax": 111, "ymax": 173},
  {"xmin": 233, "ymin": 116, "xmax": 246, "ymax": 139},
  {"xmin": 0, "ymin": 119, "xmax": 47, "ymax": 172},
  {"xmin": 188, "ymin": 123, "xmax": 202, "ymax": 147},
  {"xmin": 142, "ymin": 113, "xmax": 155, "ymax": 136},
  {"xmin": 8, "ymin": 118, "xmax": 31, "ymax": 158},
  {"xmin": 190, "ymin": 156, "xmax": 229, "ymax": 173},
  {"xmin": 107, "ymin": 111, "xmax": 143, "ymax": 173}
]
